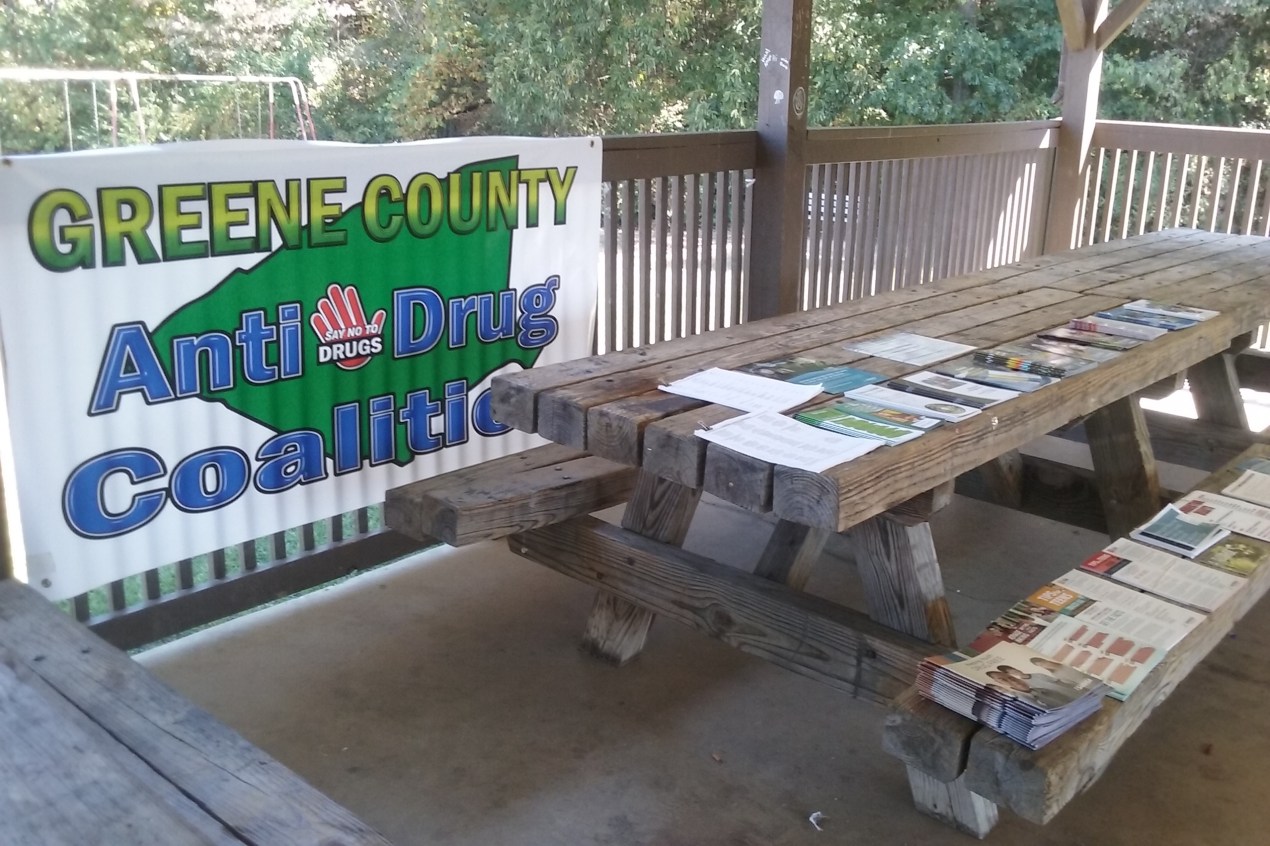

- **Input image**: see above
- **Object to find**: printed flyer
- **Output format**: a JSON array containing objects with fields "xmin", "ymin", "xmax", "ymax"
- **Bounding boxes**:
[{"xmin": 0, "ymin": 137, "xmax": 601, "ymax": 598}]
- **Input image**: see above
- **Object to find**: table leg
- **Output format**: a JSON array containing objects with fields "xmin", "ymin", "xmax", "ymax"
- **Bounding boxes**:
[
  {"xmin": 1188, "ymin": 351, "xmax": 1249, "ymax": 430},
  {"xmin": 580, "ymin": 471, "xmax": 701, "ymax": 664},
  {"xmin": 847, "ymin": 487, "xmax": 993, "ymax": 832},
  {"xmin": 1086, "ymin": 395, "xmax": 1163, "ymax": 539},
  {"xmin": 753, "ymin": 520, "xmax": 830, "ymax": 590},
  {"xmin": 845, "ymin": 513, "xmax": 956, "ymax": 650}
]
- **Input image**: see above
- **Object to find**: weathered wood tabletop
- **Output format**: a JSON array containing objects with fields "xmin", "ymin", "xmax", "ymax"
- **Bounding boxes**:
[
  {"xmin": 488, "ymin": 229, "xmax": 1270, "ymax": 706},
  {"xmin": 493, "ymin": 229, "xmax": 1270, "ymax": 533}
]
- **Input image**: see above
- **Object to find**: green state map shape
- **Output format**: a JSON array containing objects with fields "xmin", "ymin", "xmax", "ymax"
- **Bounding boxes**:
[{"xmin": 151, "ymin": 156, "xmax": 541, "ymax": 465}]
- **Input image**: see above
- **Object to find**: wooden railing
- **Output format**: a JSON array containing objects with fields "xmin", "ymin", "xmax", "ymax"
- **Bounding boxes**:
[
  {"xmin": 1079, "ymin": 121, "xmax": 1270, "ymax": 247},
  {"xmin": 1080, "ymin": 120, "xmax": 1270, "ymax": 348},
  {"xmin": 74, "ymin": 119, "xmax": 1269, "ymax": 648},
  {"xmin": 801, "ymin": 121, "xmax": 1060, "ymax": 308}
]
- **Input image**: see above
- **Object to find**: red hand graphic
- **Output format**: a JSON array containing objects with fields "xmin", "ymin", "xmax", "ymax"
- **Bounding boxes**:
[{"xmin": 310, "ymin": 284, "xmax": 386, "ymax": 370}]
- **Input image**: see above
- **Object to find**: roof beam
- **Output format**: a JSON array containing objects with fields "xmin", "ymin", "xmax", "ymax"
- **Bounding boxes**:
[{"xmin": 1095, "ymin": 0, "xmax": 1153, "ymax": 51}]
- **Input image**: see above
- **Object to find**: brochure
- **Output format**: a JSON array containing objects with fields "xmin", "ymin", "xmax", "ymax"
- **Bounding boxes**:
[
  {"xmin": 886, "ymin": 370, "xmax": 1019, "ymax": 409},
  {"xmin": 1222, "ymin": 469, "xmax": 1270, "ymax": 509},
  {"xmin": 1037, "ymin": 326, "xmax": 1144, "ymax": 351},
  {"xmin": 917, "ymin": 641, "xmax": 1108, "ymax": 749},
  {"xmin": 795, "ymin": 405, "xmax": 924, "ymax": 445},
  {"xmin": 842, "ymin": 383, "xmax": 980, "ymax": 422},
  {"xmin": 1068, "ymin": 316, "xmax": 1168, "ymax": 341},
  {"xmin": 734, "ymin": 357, "xmax": 887, "ymax": 394},
  {"xmin": 811, "ymin": 396, "xmax": 942, "ymax": 430},
  {"xmin": 843, "ymin": 332, "xmax": 976, "ymax": 366},
  {"xmin": 1094, "ymin": 305, "xmax": 1199, "ymax": 331},
  {"xmin": 972, "ymin": 343, "xmax": 1096, "ymax": 378},
  {"xmin": 933, "ymin": 357, "xmax": 1059, "ymax": 393},
  {"xmin": 1080, "ymin": 538, "xmax": 1244, "ymax": 613},
  {"xmin": 1017, "ymin": 337, "xmax": 1123, "ymax": 363},
  {"xmin": 1052, "ymin": 568, "xmax": 1207, "ymax": 632},
  {"xmin": 1129, "ymin": 504, "xmax": 1230, "ymax": 557},
  {"xmin": 1122, "ymin": 299, "xmax": 1219, "ymax": 322},
  {"xmin": 971, "ymin": 578, "xmax": 1196, "ymax": 700},
  {"xmin": 1174, "ymin": 490, "xmax": 1270, "ymax": 543},
  {"xmin": 1196, "ymin": 534, "xmax": 1270, "ymax": 577}
]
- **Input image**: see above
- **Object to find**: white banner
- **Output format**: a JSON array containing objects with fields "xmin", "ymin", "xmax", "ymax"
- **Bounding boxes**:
[{"xmin": 0, "ymin": 137, "xmax": 601, "ymax": 598}]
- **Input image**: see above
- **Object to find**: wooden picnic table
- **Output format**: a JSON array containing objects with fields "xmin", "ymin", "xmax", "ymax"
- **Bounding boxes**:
[{"xmin": 476, "ymin": 228, "xmax": 1270, "ymax": 833}]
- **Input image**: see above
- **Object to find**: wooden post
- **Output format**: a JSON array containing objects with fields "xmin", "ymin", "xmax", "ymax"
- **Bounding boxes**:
[
  {"xmin": 748, "ymin": 0, "xmax": 812, "ymax": 320},
  {"xmin": 846, "ymin": 513, "xmax": 957, "ymax": 649},
  {"xmin": 753, "ymin": 520, "xmax": 829, "ymax": 590},
  {"xmin": 1044, "ymin": 0, "xmax": 1109, "ymax": 253},
  {"xmin": 1188, "ymin": 353, "xmax": 1250, "ymax": 431},
  {"xmin": 1086, "ymin": 395, "xmax": 1163, "ymax": 538},
  {"xmin": 580, "ymin": 471, "xmax": 700, "ymax": 664}
]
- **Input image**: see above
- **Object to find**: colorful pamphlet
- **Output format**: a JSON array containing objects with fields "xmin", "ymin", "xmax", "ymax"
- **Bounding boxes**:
[
  {"xmin": 1129, "ymin": 504, "xmax": 1230, "ymax": 557},
  {"xmin": 795, "ymin": 404, "xmax": 924, "ymax": 445},
  {"xmin": 735, "ymin": 357, "xmax": 887, "ymax": 394},
  {"xmin": 1080, "ymin": 538, "xmax": 1244, "ymax": 613},
  {"xmin": 917, "ymin": 641, "xmax": 1108, "ymax": 749},
  {"xmin": 842, "ymin": 384, "xmax": 980, "ymax": 422},
  {"xmin": 1196, "ymin": 535, "xmax": 1270, "ymax": 577},
  {"xmin": 1094, "ymin": 305, "xmax": 1199, "ymax": 331},
  {"xmin": 1068, "ymin": 315, "xmax": 1168, "ymax": 341},
  {"xmin": 1122, "ymin": 299, "xmax": 1219, "ymax": 322},
  {"xmin": 972, "ymin": 343, "xmax": 1096, "ymax": 379},
  {"xmin": 971, "ymin": 577, "xmax": 1198, "ymax": 700},
  {"xmin": 885, "ymin": 370, "xmax": 1019, "ymax": 409},
  {"xmin": 1037, "ymin": 326, "xmax": 1144, "ymax": 351},
  {"xmin": 934, "ymin": 357, "xmax": 1058, "ymax": 393},
  {"xmin": 1018, "ymin": 337, "xmax": 1123, "ymax": 363},
  {"xmin": 816, "ymin": 396, "xmax": 942, "ymax": 430}
]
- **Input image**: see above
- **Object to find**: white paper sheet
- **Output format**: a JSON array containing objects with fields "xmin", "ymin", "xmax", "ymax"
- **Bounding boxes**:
[
  {"xmin": 1174, "ymin": 490, "xmax": 1270, "ymax": 543},
  {"xmin": 1223, "ymin": 469, "xmax": 1270, "ymax": 509},
  {"xmin": 660, "ymin": 368, "xmax": 824, "ymax": 413},
  {"xmin": 695, "ymin": 412, "xmax": 881, "ymax": 472},
  {"xmin": 843, "ymin": 332, "xmax": 975, "ymax": 365}
]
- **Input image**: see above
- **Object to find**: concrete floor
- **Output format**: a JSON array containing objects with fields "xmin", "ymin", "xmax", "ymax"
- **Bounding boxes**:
[{"xmin": 139, "ymin": 488, "xmax": 1270, "ymax": 846}]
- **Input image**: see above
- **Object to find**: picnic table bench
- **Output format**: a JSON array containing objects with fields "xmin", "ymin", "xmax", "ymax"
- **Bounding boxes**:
[
  {"xmin": 387, "ymin": 228, "xmax": 1270, "ymax": 836},
  {"xmin": 0, "ymin": 578, "xmax": 392, "ymax": 846}
]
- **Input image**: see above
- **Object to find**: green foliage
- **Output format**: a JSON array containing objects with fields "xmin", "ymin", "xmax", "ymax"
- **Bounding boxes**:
[{"xmin": 1, "ymin": 0, "xmax": 1268, "ymax": 151}]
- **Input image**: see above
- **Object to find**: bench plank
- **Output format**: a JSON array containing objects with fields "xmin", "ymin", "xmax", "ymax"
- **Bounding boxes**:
[
  {"xmin": 385, "ymin": 444, "xmax": 636, "ymax": 546},
  {"xmin": 0, "ymin": 581, "xmax": 392, "ymax": 846},
  {"xmin": 0, "ymin": 648, "xmax": 233, "ymax": 846}
]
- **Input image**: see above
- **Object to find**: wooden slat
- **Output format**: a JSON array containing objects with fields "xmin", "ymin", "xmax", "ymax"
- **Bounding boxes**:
[
  {"xmin": 385, "ymin": 447, "xmax": 637, "ymax": 547},
  {"xmin": 962, "ymin": 444, "xmax": 1270, "ymax": 823},
  {"xmin": 511, "ymin": 516, "xmax": 934, "ymax": 703},
  {"xmin": 580, "ymin": 471, "xmax": 700, "ymax": 665},
  {"xmin": 847, "ymin": 514, "xmax": 957, "ymax": 648},
  {"xmin": 0, "ymin": 647, "xmax": 235, "ymax": 846},
  {"xmin": 0, "ymin": 581, "xmax": 393, "ymax": 844},
  {"xmin": 805, "ymin": 121, "xmax": 1060, "ymax": 164},
  {"xmin": 601, "ymin": 131, "xmax": 757, "ymax": 181}
]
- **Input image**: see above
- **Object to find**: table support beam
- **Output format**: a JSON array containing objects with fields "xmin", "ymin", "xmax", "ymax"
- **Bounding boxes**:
[
  {"xmin": 580, "ymin": 471, "xmax": 700, "ymax": 664},
  {"xmin": 1086, "ymin": 395, "xmax": 1164, "ymax": 538},
  {"xmin": 1188, "ymin": 352, "xmax": 1249, "ymax": 431},
  {"xmin": 510, "ymin": 516, "xmax": 932, "ymax": 703},
  {"xmin": 753, "ymin": 520, "xmax": 830, "ymax": 590}
]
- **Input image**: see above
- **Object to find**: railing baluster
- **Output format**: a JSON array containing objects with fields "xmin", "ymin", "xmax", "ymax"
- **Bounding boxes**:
[
  {"xmin": 619, "ymin": 179, "xmax": 635, "ymax": 349},
  {"xmin": 728, "ymin": 170, "xmax": 744, "ymax": 325},
  {"xmin": 637, "ymin": 177, "xmax": 652, "ymax": 346},
  {"xmin": 602, "ymin": 181, "xmax": 618, "ymax": 353},
  {"xmin": 669, "ymin": 175, "xmax": 685, "ymax": 338},
  {"xmin": 1241, "ymin": 160, "xmax": 1262, "ymax": 235},
  {"xmin": 655, "ymin": 175, "xmax": 669, "ymax": 340},
  {"xmin": 684, "ymin": 174, "xmax": 700, "ymax": 335}
]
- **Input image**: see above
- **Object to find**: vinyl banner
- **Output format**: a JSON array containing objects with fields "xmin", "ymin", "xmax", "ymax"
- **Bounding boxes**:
[{"xmin": 0, "ymin": 137, "xmax": 601, "ymax": 599}]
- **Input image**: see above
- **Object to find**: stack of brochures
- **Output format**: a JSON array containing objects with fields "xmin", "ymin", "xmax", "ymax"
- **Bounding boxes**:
[
  {"xmin": 972, "ymin": 343, "xmax": 1097, "ymax": 378},
  {"xmin": 917, "ymin": 640, "xmax": 1110, "ymax": 749},
  {"xmin": 734, "ymin": 357, "xmax": 886, "ymax": 394},
  {"xmin": 924, "ymin": 454, "xmax": 1270, "ymax": 747}
]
